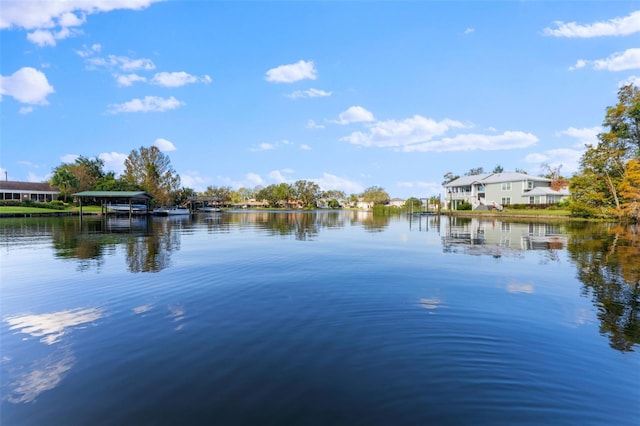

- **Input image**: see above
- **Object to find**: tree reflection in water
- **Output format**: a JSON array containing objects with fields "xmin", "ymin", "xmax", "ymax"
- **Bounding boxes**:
[
  {"xmin": 126, "ymin": 218, "xmax": 181, "ymax": 273},
  {"xmin": 566, "ymin": 223, "xmax": 640, "ymax": 352},
  {"xmin": 5, "ymin": 213, "xmax": 637, "ymax": 352},
  {"xmin": 48, "ymin": 216, "xmax": 180, "ymax": 273}
]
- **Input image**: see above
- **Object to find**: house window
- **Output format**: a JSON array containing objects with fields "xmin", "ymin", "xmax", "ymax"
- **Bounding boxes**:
[
  {"xmin": 529, "ymin": 196, "xmax": 540, "ymax": 204},
  {"xmin": 527, "ymin": 181, "xmax": 533, "ymax": 190},
  {"xmin": 501, "ymin": 197, "xmax": 511, "ymax": 205},
  {"xmin": 501, "ymin": 182, "xmax": 511, "ymax": 191}
]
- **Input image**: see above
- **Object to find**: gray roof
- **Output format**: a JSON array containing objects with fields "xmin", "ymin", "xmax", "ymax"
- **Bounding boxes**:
[
  {"xmin": 73, "ymin": 191, "xmax": 154, "ymax": 200},
  {"xmin": 0, "ymin": 181, "xmax": 59, "ymax": 192},
  {"xmin": 444, "ymin": 172, "xmax": 551, "ymax": 187},
  {"xmin": 526, "ymin": 186, "xmax": 569, "ymax": 196}
]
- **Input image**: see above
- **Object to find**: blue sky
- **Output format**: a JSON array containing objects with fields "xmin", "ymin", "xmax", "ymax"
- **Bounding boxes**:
[{"xmin": 1, "ymin": 1, "xmax": 638, "ymax": 198}]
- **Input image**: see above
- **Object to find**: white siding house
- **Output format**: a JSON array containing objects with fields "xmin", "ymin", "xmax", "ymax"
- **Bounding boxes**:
[
  {"xmin": 0, "ymin": 181, "xmax": 59, "ymax": 202},
  {"xmin": 443, "ymin": 172, "xmax": 569, "ymax": 210}
]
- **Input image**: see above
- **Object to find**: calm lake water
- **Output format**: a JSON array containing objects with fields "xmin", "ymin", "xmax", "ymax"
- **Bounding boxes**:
[{"xmin": 1, "ymin": 211, "xmax": 638, "ymax": 425}]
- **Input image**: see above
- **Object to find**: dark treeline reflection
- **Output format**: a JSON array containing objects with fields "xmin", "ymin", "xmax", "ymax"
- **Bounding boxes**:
[
  {"xmin": 224, "ymin": 210, "xmax": 390, "ymax": 237},
  {"xmin": 565, "ymin": 223, "xmax": 640, "ymax": 352}
]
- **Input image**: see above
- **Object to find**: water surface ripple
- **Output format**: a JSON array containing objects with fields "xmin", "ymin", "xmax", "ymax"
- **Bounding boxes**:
[{"xmin": 1, "ymin": 213, "xmax": 638, "ymax": 425}]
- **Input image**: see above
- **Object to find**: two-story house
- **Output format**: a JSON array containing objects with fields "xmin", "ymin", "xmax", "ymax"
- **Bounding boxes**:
[{"xmin": 443, "ymin": 172, "xmax": 569, "ymax": 210}]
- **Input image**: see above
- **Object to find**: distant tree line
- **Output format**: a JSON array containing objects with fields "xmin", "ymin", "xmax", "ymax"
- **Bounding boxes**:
[{"xmin": 47, "ymin": 146, "xmax": 404, "ymax": 209}]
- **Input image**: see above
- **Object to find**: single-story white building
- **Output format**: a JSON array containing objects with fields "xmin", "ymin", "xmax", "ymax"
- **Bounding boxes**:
[{"xmin": 0, "ymin": 181, "xmax": 59, "ymax": 202}]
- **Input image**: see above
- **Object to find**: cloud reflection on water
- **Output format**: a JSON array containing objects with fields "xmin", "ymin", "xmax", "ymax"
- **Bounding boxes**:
[
  {"xmin": 5, "ymin": 351, "xmax": 75, "ymax": 404},
  {"xmin": 3, "ymin": 307, "xmax": 103, "ymax": 404},
  {"xmin": 4, "ymin": 307, "xmax": 104, "ymax": 345}
]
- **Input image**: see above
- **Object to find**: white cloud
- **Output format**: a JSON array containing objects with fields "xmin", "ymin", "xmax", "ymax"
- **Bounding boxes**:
[
  {"xmin": 265, "ymin": 60, "xmax": 317, "ymax": 83},
  {"xmin": 251, "ymin": 143, "xmax": 275, "ymax": 152},
  {"xmin": 568, "ymin": 59, "xmax": 587, "ymax": 71},
  {"xmin": 268, "ymin": 169, "xmax": 293, "ymax": 183},
  {"xmin": 306, "ymin": 119, "xmax": 325, "ymax": 129},
  {"xmin": 524, "ymin": 148, "xmax": 583, "ymax": 174},
  {"xmin": 85, "ymin": 54, "xmax": 156, "ymax": 72},
  {"xmin": 98, "ymin": 152, "xmax": 128, "ymax": 175},
  {"xmin": 594, "ymin": 48, "xmax": 640, "ymax": 71},
  {"xmin": 334, "ymin": 106, "xmax": 375, "ymax": 125},
  {"xmin": 572, "ymin": 48, "xmax": 640, "ymax": 72},
  {"xmin": 543, "ymin": 10, "xmax": 640, "ymax": 38},
  {"xmin": 245, "ymin": 172, "xmax": 264, "ymax": 187},
  {"xmin": 26, "ymin": 27, "xmax": 81, "ymax": 47},
  {"xmin": 397, "ymin": 181, "xmax": 442, "ymax": 196},
  {"xmin": 620, "ymin": 75, "xmax": 640, "ymax": 87},
  {"xmin": 153, "ymin": 138, "xmax": 176, "ymax": 152},
  {"xmin": 27, "ymin": 171, "xmax": 51, "ymax": 182},
  {"xmin": 341, "ymin": 115, "xmax": 467, "ymax": 147},
  {"xmin": 250, "ymin": 140, "xmax": 290, "ymax": 152},
  {"xmin": 107, "ymin": 96, "xmax": 184, "ymax": 114},
  {"xmin": 313, "ymin": 173, "xmax": 363, "ymax": 194},
  {"xmin": 17, "ymin": 161, "xmax": 39, "ymax": 168},
  {"xmin": 75, "ymin": 43, "xmax": 101, "ymax": 58},
  {"xmin": 402, "ymin": 131, "xmax": 538, "ymax": 152},
  {"xmin": 0, "ymin": 67, "xmax": 55, "ymax": 105},
  {"xmin": 115, "ymin": 73, "xmax": 147, "ymax": 87},
  {"xmin": 300, "ymin": 144, "xmax": 312, "ymax": 151},
  {"xmin": 19, "ymin": 106, "xmax": 34, "ymax": 114},
  {"xmin": 463, "ymin": 28, "xmax": 475, "ymax": 35},
  {"xmin": 1, "ymin": 0, "xmax": 162, "ymax": 46},
  {"xmin": 180, "ymin": 171, "xmax": 208, "ymax": 193},
  {"xmin": 150, "ymin": 71, "xmax": 212, "ymax": 87},
  {"xmin": 287, "ymin": 88, "xmax": 332, "ymax": 99},
  {"xmin": 60, "ymin": 154, "xmax": 79, "ymax": 163},
  {"xmin": 557, "ymin": 126, "xmax": 601, "ymax": 147}
]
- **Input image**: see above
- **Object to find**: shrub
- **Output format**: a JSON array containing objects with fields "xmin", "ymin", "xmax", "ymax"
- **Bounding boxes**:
[{"xmin": 457, "ymin": 202, "xmax": 472, "ymax": 211}]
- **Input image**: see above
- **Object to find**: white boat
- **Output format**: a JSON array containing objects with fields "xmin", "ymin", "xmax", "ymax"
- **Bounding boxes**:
[
  {"xmin": 107, "ymin": 204, "xmax": 148, "ymax": 214},
  {"xmin": 152, "ymin": 206, "xmax": 191, "ymax": 216},
  {"xmin": 197, "ymin": 206, "xmax": 222, "ymax": 212}
]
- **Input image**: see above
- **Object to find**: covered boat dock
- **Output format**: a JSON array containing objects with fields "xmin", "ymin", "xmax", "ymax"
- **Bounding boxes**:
[{"xmin": 73, "ymin": 191, "xmax": 154, "ymax": 218}]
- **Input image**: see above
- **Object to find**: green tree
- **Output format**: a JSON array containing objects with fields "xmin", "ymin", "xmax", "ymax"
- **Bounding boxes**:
[
  {"xmin": 442, "ymin": 172, "xmax": 459, "ymax": 185},
  {"xmin": 322, "ymin": 189, "xmax": 345, "ymax": 201},
  {"xmin": 570, "ymin": 83, "xmax": 640, "ymax": 219},
  {"xmin": 294, "ymin": 180, "xmax": 320, "ymax": 208},
  {"xmin": 327, "ymin": 198, "xmax": 341, "ymax": 209},
  {"xmin": 172, "ymin": 187, "xmax": 195, "ymax": 206},
  {"xmin": 362, "ymin": 186, "xmax": 389, "ymax": 205},
  {"xmin": 603, "ymin": 84, "xmax": 640, "ymax": 157},
  {"xmin": 492, "ymin": 165, "xmax": 504, "ymax": 173},
  {"xmin": 234, "ymin": 187, "xmax": 254, "ymax": 203},
  {"xmin": 465, "ymin": 167, "xmax": 484, "ymax": 176},
  {"xmin": 50, "ymin": 166, "xmax": 78, "ymax": 201},
  {"xmin": 204, "ymin": 185, "xmax": 233, "ymax": 205},
  {"xmin": 404, "ymin": 197, "xmax": 422, "ymax": 210},
  {"xmin": 257, "ymin": 184, "xmax": 293, "ymax": 207},
  {"xmin": 95, "ymin": 172, "xmax": 143, "ymax": 191},
  {"xmin": 66, "ymin": 156, "xmax": 105, "ymax": 192},
  {"xmin": 123, "ymin": 146, "xmax": 180, "ymax": 206},
  {"xmin": 619, "ymin": 158, "xmax": 640, "ymax": 221}
]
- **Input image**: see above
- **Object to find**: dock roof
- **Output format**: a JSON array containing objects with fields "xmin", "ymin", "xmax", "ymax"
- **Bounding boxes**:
[{"xmin": 73, "ymin": 191, "xmax": 154, "ymax": 200}]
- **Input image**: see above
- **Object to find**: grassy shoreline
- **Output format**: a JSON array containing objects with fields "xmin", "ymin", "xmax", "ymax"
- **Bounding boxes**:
[{"xmin": 0, "ymin": 205, "xmax": 603, "ymax": 222}]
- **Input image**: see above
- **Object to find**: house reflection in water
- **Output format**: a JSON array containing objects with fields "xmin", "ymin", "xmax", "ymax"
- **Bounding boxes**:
[{"xmin": 442, "ymin": 217, "xmax": 567, "ymax": 257}]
